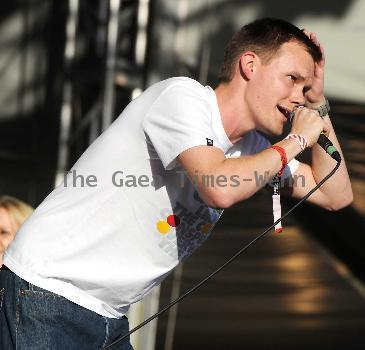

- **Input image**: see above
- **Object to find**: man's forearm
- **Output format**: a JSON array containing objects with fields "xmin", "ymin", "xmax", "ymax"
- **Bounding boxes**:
[
  {"xmin": 311, "ymin": 114, "xmax": 353, "ymax": 208},
  {"xmin": 200, "ymin": 138, "xmax": 302, "ymax": 208}
]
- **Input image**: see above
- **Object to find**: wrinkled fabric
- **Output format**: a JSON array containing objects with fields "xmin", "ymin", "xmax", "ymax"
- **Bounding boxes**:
[{"xmin": 0, "ymin": 267, "xmax": 133, "ymax": 350}]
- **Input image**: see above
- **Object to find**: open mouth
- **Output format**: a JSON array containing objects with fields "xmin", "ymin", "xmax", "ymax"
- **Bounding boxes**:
[{"xmin": 277, "ymin": 105, "xmax": 291, "ymax": 120}]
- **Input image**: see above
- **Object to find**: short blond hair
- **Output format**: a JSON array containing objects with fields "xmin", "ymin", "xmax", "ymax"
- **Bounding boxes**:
[{"xmin": 0, "ymin": 195, "xmax": 33, "ymax": 229}]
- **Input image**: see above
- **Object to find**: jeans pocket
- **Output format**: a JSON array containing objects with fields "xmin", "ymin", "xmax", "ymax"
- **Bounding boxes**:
[
  {"xmin": 25, "ymin": 283, "xmax": 66, "ymax": 297},
  {"xmin": 17, "ymin": 289, "xmax": 105, "ymax": 349},
  {"xmin": 0, "ymin": 288, "xmax": 4, "ymax": 312},
  {"xmin": 17, "ymin": 289, "xmax": 78, "ymax": 349}
]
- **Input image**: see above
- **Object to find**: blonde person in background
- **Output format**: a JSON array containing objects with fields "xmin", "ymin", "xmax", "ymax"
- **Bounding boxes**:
[{"xmin": 0, "ymin": 196, "xmax": 33, "ymax": 267}]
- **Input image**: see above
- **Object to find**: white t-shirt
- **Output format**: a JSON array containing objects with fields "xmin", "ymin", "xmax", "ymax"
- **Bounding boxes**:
[{"xmin": 4, "ymin": 77, "xmax": 299, "ymax": 318}]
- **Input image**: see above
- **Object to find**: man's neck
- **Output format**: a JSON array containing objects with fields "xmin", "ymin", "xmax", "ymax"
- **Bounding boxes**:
[{"xmin": 214, "ymin": 80, "xmax": 256, "ymax": 144}]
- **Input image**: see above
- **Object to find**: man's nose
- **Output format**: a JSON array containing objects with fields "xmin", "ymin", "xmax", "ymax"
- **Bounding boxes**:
[{"xmin": 291, "ymin": 88, "xmax": 306, "ymax": 106}]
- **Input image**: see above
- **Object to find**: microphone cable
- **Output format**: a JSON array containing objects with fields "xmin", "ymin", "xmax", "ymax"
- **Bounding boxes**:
[{"xmin": 102, "ymin": 157, "xmax": 341, "ymax": 350}]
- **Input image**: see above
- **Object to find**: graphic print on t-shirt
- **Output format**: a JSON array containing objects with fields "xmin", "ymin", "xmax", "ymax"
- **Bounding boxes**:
[{"xmin": 156, "ymin": 191, "xmax": 222, "ymax": 261}]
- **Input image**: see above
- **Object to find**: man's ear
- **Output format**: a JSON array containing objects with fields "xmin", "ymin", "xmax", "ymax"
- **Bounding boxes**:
[{"xmin": 238, "ymin": 51, "xmax": 256, "ymax": 80}]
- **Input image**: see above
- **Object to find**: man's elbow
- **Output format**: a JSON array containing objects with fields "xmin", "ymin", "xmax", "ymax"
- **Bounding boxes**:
[
  {"xmin": 326, "ymin": 189, "xmax": 353, "ymax": 211},
  {"xmin": 202, "ymin": 185, "xmax": 255, "ymax": 209},
  {"xmin": 202, "ymin": 187, "xmax": 236, "ymax": 209}
]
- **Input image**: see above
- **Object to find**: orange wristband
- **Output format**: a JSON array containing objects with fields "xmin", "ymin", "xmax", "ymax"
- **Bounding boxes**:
[{"xmin": 270, "ymin": 145, "xmax": 287, "ymax": 177}]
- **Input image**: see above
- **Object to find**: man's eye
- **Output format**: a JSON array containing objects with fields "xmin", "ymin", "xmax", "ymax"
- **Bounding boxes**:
[
  {"xmin": 0, "ymin": 230, "xmax": 10, "ymax": 235},
  {"xmin": 288, "ymin": 75, "xmax": 296, "ymax": 81}
]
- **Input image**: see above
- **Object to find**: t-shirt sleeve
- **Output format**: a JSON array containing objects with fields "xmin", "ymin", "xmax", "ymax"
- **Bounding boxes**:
[
  {"xmin": 231, "ymin": 131, "xmax": 299, "ymax": 180},
  {"xmin": 142, "ymin": 83, "xmax": 219, "ymax": 170}
]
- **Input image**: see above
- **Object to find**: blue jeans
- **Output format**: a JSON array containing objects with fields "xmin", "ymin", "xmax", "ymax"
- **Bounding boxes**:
[{"xmin": 0, "ymin": 266, "xmax": 133, "ymax": 350}]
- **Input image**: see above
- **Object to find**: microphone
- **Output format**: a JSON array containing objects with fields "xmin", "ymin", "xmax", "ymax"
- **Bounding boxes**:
[
  {"xmin": 290, "ymin": 106, "xmax": 341, "ymax": 162},
  {"xmin": 317, "ymin": 133, "xmax": 341, "ymax": 162}
]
